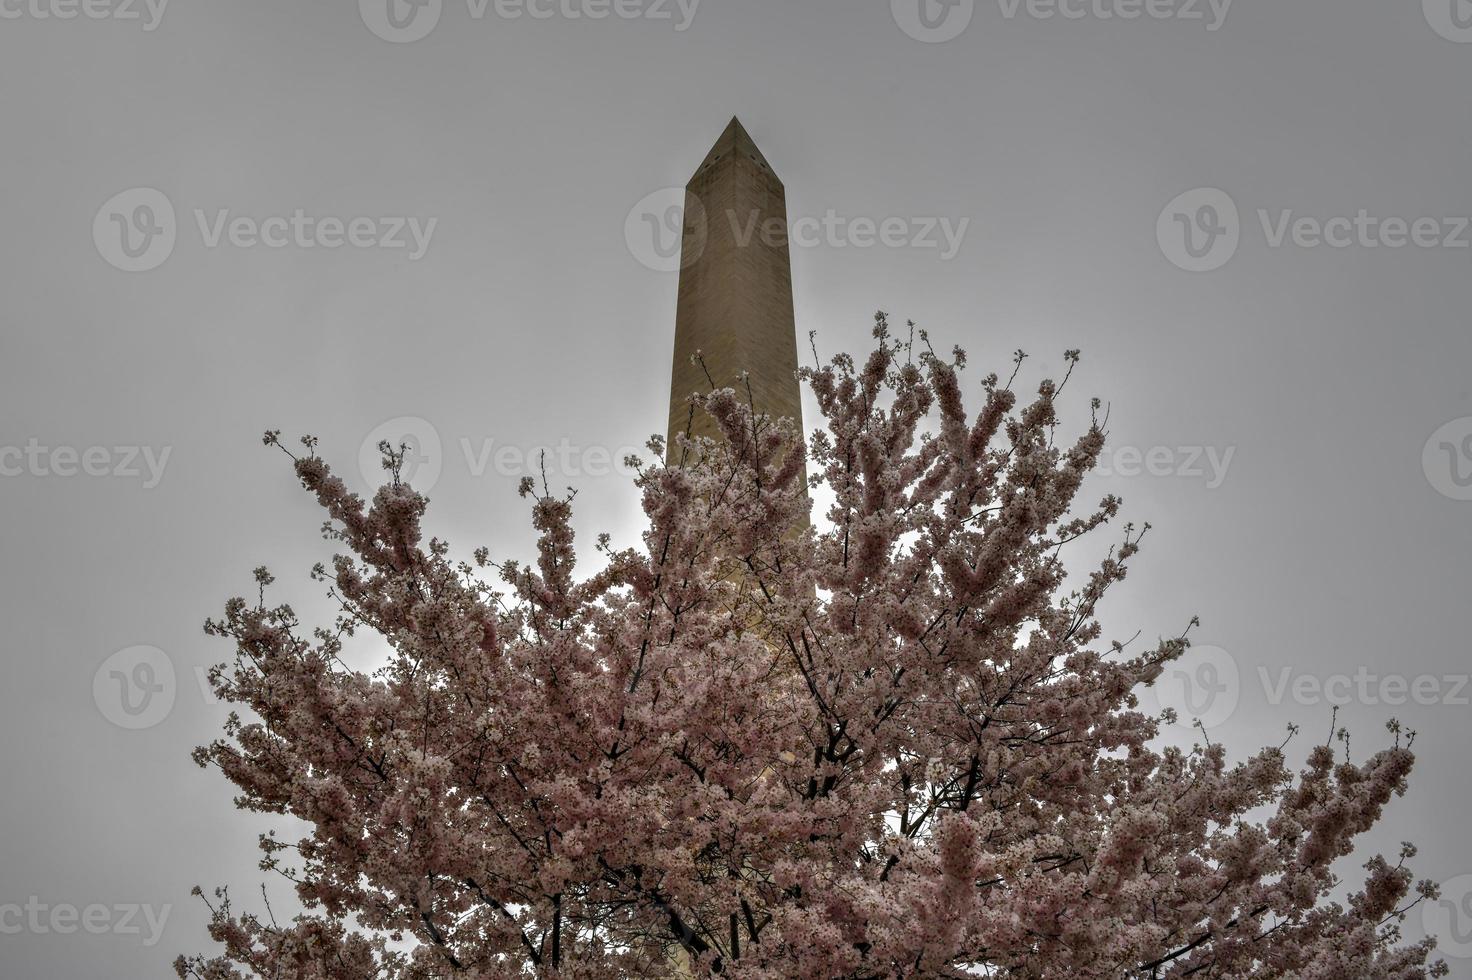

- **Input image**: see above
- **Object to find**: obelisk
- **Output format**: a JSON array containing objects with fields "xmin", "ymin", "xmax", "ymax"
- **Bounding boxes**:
[{"xmin": 666, "ymin": 118, "xmax": 804, "ymax": 461}]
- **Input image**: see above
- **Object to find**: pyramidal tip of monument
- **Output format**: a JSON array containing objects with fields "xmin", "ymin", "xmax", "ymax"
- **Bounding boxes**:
[{"xmin": 693, "ymin": 115, "xmax": 775, "ymax": 179}]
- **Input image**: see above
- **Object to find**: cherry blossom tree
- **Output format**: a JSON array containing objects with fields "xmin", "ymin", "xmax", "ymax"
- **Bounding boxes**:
[{"xmin": 178, "ymin": 315, "xmax": 1445, "ymax": 979}]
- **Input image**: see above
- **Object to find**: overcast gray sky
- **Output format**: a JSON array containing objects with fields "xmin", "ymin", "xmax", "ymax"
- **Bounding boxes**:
[{"xmin": 3, "ymin": 0, "xmax": 1472, "ymax": 976}]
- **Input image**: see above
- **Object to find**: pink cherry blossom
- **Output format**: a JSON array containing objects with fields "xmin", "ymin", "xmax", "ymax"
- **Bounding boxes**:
[{"xmin": 177, "ymin": 316, "xmax": 1445, "ymax": 979}]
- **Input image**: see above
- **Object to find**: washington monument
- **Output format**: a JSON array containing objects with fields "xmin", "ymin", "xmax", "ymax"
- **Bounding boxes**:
[{"xmin": 666, "ymin": 118, "xmax": 804, "ymax": 461}]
